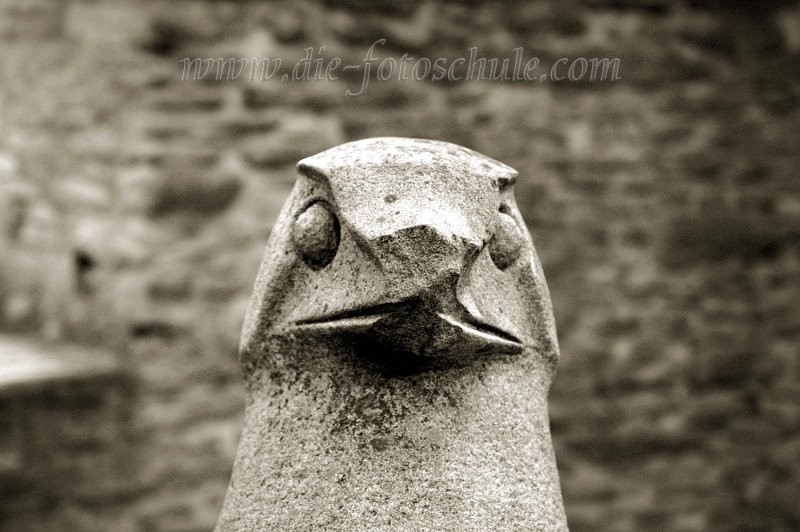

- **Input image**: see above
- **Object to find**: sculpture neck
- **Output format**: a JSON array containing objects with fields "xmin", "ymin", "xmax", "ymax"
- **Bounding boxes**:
[{"xmin": 218, "ymin": 336, "xmax": 567, "ymax": 531}]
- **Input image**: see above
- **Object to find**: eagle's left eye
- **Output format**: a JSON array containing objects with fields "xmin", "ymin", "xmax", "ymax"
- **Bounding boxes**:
[
  {"xmin": 292, "ymin": 201, "xmax": 340, "ymax": 269},
  {"xmin": 489, "ymin": 204, "xmax": 523, "ymax": 270}
]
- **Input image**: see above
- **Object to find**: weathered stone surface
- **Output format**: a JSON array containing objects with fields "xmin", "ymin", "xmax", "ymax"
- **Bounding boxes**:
[{"xmin": 217, "ymin": 138, "xmax": 567, "ymax": 530}]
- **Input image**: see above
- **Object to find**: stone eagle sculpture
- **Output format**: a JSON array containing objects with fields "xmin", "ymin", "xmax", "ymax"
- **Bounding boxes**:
[{"xmin": 216, "ymin": 137, "xmax": 567, "ymax": 530}]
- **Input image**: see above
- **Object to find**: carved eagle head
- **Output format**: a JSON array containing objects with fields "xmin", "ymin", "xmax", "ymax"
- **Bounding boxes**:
[{"xmin": 240, "ymin": 138, "xmax": 558, "ymax": 371}]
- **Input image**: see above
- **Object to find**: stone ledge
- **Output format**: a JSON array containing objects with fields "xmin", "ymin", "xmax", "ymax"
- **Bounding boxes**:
[
  {"xmin": 0, "ymin": 335, "xmax": 124, "ymax": 397},
  {"xmin": 0, "ymin": 335, "xmax": 131, "ymax": 520}
]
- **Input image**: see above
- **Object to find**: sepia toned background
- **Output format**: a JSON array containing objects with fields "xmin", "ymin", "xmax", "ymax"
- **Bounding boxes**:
[{"xmin": 1, "ymin": 1, "xmax": 799, "ymax": 530}]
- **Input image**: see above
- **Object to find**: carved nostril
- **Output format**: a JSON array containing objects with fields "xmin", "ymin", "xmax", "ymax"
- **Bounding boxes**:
[{"xmin": 489, "ymin": 205, "xmax": 523, "ymax": 270}]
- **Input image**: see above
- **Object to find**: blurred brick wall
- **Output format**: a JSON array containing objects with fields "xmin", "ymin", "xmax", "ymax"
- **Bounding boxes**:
[{"xmin": 0, "ymin": 1, "xmax": 798, "ymax": 530}]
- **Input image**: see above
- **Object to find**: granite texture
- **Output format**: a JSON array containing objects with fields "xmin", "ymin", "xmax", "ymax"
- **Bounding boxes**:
[{"xmin": 216, "ymin": 138, "xmax": 567, "ymax": 530}]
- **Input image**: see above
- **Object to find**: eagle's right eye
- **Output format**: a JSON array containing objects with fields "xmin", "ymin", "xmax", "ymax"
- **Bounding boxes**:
[
  {"xmin": 292, "ymin": 201, "xmax": 340, "ymax": 269},
  {"xmin": 489, "ymin": 204, "xmax": 523, "ymax": 270}
]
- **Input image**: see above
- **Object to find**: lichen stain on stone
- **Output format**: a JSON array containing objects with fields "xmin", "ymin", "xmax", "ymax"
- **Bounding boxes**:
[{"xmin": 369, "ymin": 437, "xmax": 390, "ymax": 451}]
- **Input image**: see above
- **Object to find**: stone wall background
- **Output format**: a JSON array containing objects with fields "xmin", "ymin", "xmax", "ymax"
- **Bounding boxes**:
[{"xmin": 1, "ymin": 1, "xmax": 799, "ymax": 530}]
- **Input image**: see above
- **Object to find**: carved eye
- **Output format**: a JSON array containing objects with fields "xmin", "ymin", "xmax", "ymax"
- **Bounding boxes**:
[
  {"xmin": 292, "ymin": 201, "xmax": 340, "ymax": 269},
  {"xmin": 489, "ymin": 204, "xmax": 523, "ymax": 270}
]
